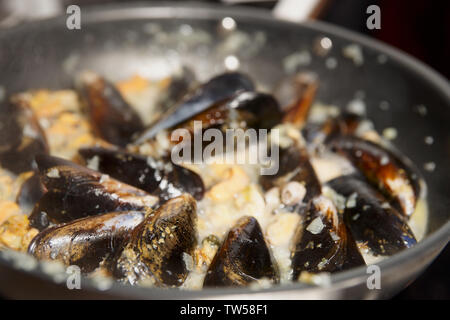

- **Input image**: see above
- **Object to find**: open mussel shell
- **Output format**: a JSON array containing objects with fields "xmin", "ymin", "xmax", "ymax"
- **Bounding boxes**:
[
  {"xmin": 260, "ymin": 140, "xmax": 321, "ymax": 206},
  {"xmin": 28, "ymin": 154, "xmax": 158, "ymax": 230},
  {"xmin": 291, "ymin": 195, "xmax": 365, "ymax": 279},
  {"xmin": 113, "ymin": 194, "xmax": 197, "ymax": 287},
  {"xmin": 0, "ymin": 96, "xmax": 49, "ymax": 174},
  {"xmin": 79, "ymin": 147, "xmax": 205, "ymax": 201},
  {"xmin": 28, "ymin": 210, "xmax": 145, "ymax": 273},
  {"xmin": 329, "ymin": 136, "xmax": 421, "ymax": 218},
  {"xmin": 76, "ymin": 71, "xmax": 145, "ymax": 147},
  {"xmin": 203, "ymin": 216, "xmax": 280, "ymax": 288},
  {"xmin": 134, "ymin": 72, "xmax": 255, "ymax": 143},
  {"xmin": 327, "ymin": 174, "xmax": 417, "ymax": 256}
]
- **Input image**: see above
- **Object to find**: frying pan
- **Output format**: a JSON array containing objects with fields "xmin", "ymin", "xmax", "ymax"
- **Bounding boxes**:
[{"xmin": 0, "ymin": 2, "xmax": 448, "ymax": 299}]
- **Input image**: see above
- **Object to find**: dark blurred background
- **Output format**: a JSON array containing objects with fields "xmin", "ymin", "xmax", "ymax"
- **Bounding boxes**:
[{"xmin": 0, "ymin": 0, "xmax": 448, "ymax": 299}]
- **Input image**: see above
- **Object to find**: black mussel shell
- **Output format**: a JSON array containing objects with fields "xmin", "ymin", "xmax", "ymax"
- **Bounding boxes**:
[
  {"xmin": 291, "ymin": 195, "xmax": 365, "ymax": 279},
  {"xmin": 113, "ymin": 194, "xmax": 197, "ymax": 287},
  {"xmin": 203, "ymin": 216, "xmax": 280, "ymax": 287},
  {"xmin": 76, "ymin": 71, "xmax": 145, "ymax": 147},
  {"xmin": 28, "ymin": 211, "xmax": 145, "ymax": 273},
  {"xmin": 174, "ymin": 91, "xmax": 282, "ymax": 134},
  {"xmin": 327, "ymin": 174, "xmax": 417, "ymax": 256},
  {"xmin": 277, "ymin": 72, "xmax": 318, "ymax": 127},
  {"xmin": 135, "ymin": 72, "xmax": 254, "ymax": 143},
  {"xmin": 28, "ymin": 154, "xmax": 157, "ymax": 230},
  {"xmin": 330, "ymin": 136, "xmax": 421, "ymax": 218},
  {"xmin": 79, "ymin": 146, "xmax": 205, "ymax": 201}
]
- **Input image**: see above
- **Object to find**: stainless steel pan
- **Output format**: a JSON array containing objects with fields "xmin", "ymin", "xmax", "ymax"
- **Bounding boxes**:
[{"xmin": 0, "ymin": 1, "xmax": 448, "ymax": 299}]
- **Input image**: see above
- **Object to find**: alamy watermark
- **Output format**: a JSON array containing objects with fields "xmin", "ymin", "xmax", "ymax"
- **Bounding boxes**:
[
  {"xmin": 366, "ymin": 5, "xmax": 381, "ymax": 30},
  {"xmin": 66, "ymin": 5, "xmax": 81, "ymax": 30},
  {"xmin": 66, "ymin": 265, "xmax": 81, "ymax": 290},
  {"xmin": 66, "ymin": 4, "xmax": 380, "ymax": 31},
  {"xmin": 366, "ymin": 264, "xmax": 381, "ymax": 290}
]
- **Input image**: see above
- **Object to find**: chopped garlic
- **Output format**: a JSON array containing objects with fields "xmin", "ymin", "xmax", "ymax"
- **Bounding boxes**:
[
  {"xmin": 281, "ymin": 182, "xmax": 306, "ymax": 206},
  {"xmin": 182, "ymin": 252, "xmax": 194, "ymax": 272},
  {"xmin": 306, "ymin": 217, "xmax": 324, "ymax": 235},
  {"xmin": 87, "ymin": 156, "xmax": 100, "ymax": 171},
  {"xmin": 46, "ymin": 168, "xmax": 60, "ymax": 178},
  {"xmin": 264, "ymin": 188, "xmax": 280, "ymax": 212},
  {"xmin": 346, "ymin": 192, "xmax": 358, "ymax": 208}
]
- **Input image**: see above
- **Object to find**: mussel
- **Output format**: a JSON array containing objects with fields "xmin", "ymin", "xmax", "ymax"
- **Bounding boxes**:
[
  {"xmin": 28, "ymin": 210, "xmax": 146, "ymax": 273},
  {"xmin": 302, "ymin": 111, "xmax": 364, "ymax": 146},
  {"xmin": 76, "ymin": 71, "xmax": 145, "ymax": 147},
  {"xmin": 327, "ymin": 174, "xmax": 417, "ymax": 255},
  {"xmin": 28, "ymin": 154, "xmax": 158, "ymax": 230},
  {"xmin": 0, "ymin": 96, "xmax": 49, "ymax": 174},
  {"xmin": 274, "ymin": 72, "xmax": 318, "ymax": 127},
  {"xmin": 329, "ymin": 136, "xmax": 421, "ymax": 218},
  {"xmin": 203, "ymin": 216, "xmax": 280, "ymax": 287},
  {"xmin": 161, "ymin": 91, "xmax": 283, "ymax": 163},
  {"xmin": 260, "ymin": 140, "xmax": 322, "ymax": 205},
  {"xmin": 135, "ymin": 72, "xmax": 255, "ymax": 143},
  {"xmin": 79, "ymin": 146, "xmax": 205, "ymax": 201},
  {"xmin": 174, "ymin": 91, "xmax": 283, "ymax": 134},
  {"xmin": 113, "ymin": 194, "xmax": 197, "ymax": 287},
  {"xmin": 291, "ymin": 195, "xmax": 365, "ymax": 279}
]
